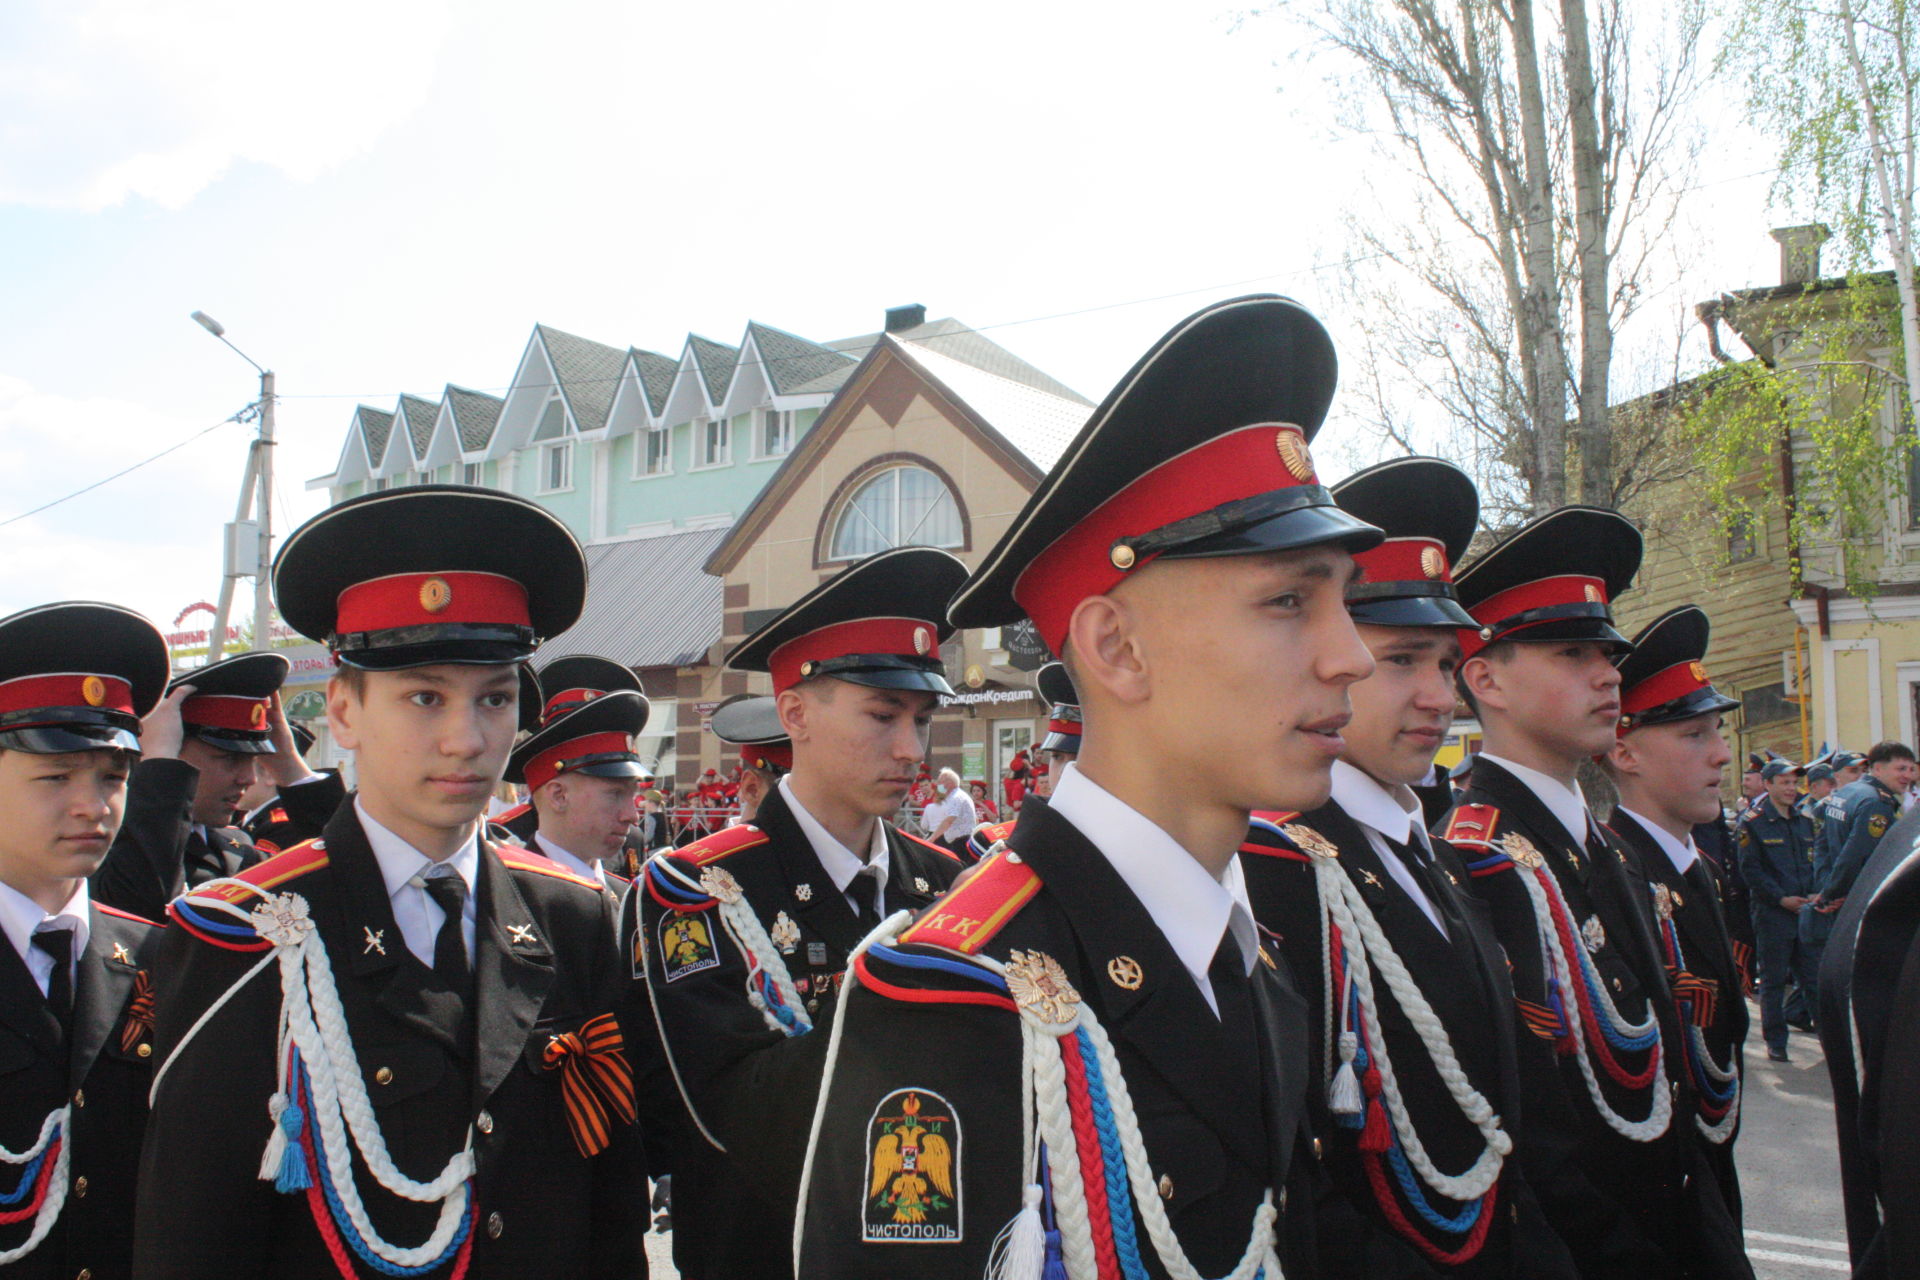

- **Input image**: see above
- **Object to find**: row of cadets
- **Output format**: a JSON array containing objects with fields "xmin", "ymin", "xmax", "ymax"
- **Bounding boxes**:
[
  {"xmin": 1239, "ymin": 457, "xmax": 1581, "ymax": 1277},
  {"xmin": 501, "ymin": 656, "xmax": 653, "ymax": 890},
  {"xmin": 1602, "ymin": 606, "xmax": 1750, "ymax": 1219},
  {"xmin": 631, "ymin": 544, "xmax": 972, "ymax": 1280},
  {"xmin": 1440, "ymin": 510, "xmax": 1753, "ymax": 1278},
  {"xmin": 93, "ymin": 650, "xmax": 347, "ymax": 923},
  {"xmin": 0, "ymin": 601, "xmax": 171, "ymax": 1280},
  {"xmin": 793, "ymin": 294, "xmax": 1386, "ymax": 1277},
  {"xmin": 137, "ymin": 485, "xmax": 653, "ymax": 1279},
  {"xmin": 707, "ymin": 693, "xmax": 792, "ymax": 825}
]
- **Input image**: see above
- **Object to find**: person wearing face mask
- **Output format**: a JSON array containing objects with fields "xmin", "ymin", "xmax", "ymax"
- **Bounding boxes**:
[
  {"xmin": 1600, "ymin": 606, "xmax": 1750, "ymax": 1222},
  {"xmin": 1241, "ymin": 458, "xmax": 1578, "ymax": 1278},
  {"xmin": 922, "ymin": 768, "xmax": 975, "ymax": 861}
]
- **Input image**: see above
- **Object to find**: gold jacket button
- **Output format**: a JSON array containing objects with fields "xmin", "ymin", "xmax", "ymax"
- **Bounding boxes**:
[
  {"xmin": 375, "ymin": 1067, "xmax": 393, "ymax": 1085},
  {"xmin": 77, "ymin": 1271, "xmax": 92, "ymax": 1280},
  {"xmin": 477, "ymin": 1110, "xmax": 494, "ymax": 1135},
  {"xmin": 487, "ymin": 1211, "xmax": 505, "ymax": 1239},
  {"xmin": 72, "ymin": 1090, "xmax": 84, "ymax": 1108},
  {"xmin": 1312, "ymin": 1136, "xmax": 1324, "ymax": 1160},
  {"xmin": 73, "ymin": 1176, "xmax": 88, "ymax": 1197},
  {"xmin": 136, "ymin": 1043, "xmax": 152, "ymax": 1059},
  {"xmin": 1157, "ymin": 1174, "xmax": 1173, "ymax": 1199}
]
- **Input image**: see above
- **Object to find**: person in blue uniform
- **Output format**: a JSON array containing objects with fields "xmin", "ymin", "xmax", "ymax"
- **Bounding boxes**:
[
  {"xmin": 1737, "ymin": 761, "xmax": 1818, "ymax": 1060},
  {"xmin": 0, "ymin": 600, "xmax": 171, "ymax": 1280},
  {"xmin": 1601, "ymin": 605, "xmax": 1749, "ymax": 1220},
  {"xmin": 1240, "ymin": 457, "xmax": 1578, "ymax": 1278},
  {"xmin": 1441, "ymin": 509, "xmax": 1752, "ymax": 1279},
  {"xmin": 135, "ymin": 486, "xmax": 649, "ymax": 1279},
  {"xmin": 634, "ymin": 546, "xmax": 972, "ymax": 1280},
  {"xmin": 795, "ymin": 295, "xmax": 1385, "ymax": 1279}
]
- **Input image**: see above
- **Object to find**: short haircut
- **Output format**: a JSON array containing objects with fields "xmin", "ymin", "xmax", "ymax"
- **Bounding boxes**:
[
  {"xmin": 331, "ymin": 663, "xmax": 368, "ymax": 699},
  {"xmin": 937, "ymin": 767, "xmax": 962, "ymax": 789},
  {"xmin": 1867, "ymin": 740, "xmax": 1917, "ymax": 766},
  {"xmin": 1455, "ymin": 639, "xmax": 1518, "ymax": 717}
]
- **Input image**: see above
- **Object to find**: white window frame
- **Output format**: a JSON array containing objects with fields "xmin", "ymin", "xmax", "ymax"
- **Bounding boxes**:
[
  {"xmin": 757, "ymin": 407, "xmax": 794, "ymax": 459},
  {"xmin": 539, "ymin": 439, "xmax": 575, "ymax": 493},
  {"xmin": 462, "ymin": 462, "xmax": 482, "ymax": 486},
  {"xmin": 826, "ymin": 464, "xmax": 965, "ymax": 562},
  {"xmin": 693, "ymin": 416, "xmax": 731, "ymax": 470},
  {"xmin": 634, "ymin": 424, "xmax": 674, "ymax": 478}
]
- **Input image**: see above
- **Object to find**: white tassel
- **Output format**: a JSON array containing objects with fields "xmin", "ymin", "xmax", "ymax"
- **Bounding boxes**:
[
  {"xmin": 1328, "ymin": 1031, "xmax": 1363, "ymax": 1116},
  {"xmin": 987, "ymin": 1184, "xmax": 1048, "ymax": 1280},
  {"xmin": 258, "ymin": 1092, "xmax": 290, "ymax": 1182}
]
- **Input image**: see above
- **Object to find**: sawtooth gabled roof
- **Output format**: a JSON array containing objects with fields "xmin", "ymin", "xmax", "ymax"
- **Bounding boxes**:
[
  {"xmin": 746, "ymin": 321, "xmax": 857, "ymax": 396},
  {"xmin": 397, "ymin": 394, "xmax": 439, "ymax": 460},
  {"xmin": 628, "ymin": 348, "xmax": 679, "ymax": 416},
  {"xmin": 357, "ymin": 405, "xmax": 395, "ymax": 469},
  {"xmin": 444, "ymin": 385, "xmax": 504, "ymax": 452},
  {"xmin": 537, "ymin": 324, "xmax": 625, "ymax": 433},
  {"xmin": 686, "ymin": 335, "xmax": 739, "ymax": 406}
]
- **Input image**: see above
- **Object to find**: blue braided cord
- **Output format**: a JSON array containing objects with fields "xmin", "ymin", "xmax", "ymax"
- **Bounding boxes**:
[
  {"xmin": 1462, "ymin": 852, "xmax": 1509, "ymax": 873},
  {"xmin": 1570, "ymin": 941, "xmax": 1659, "ymax": 1052},
  {"xmin": 172, "ymin": 900, "xmax": 260, "ymax": 938},
  {"xmin": 0, "ymin": 1130, "xmax": 54, "ymax": 1206},
  {"xmin": 1074, "ymin": 1027, "xmax": 1151, "ymax": 1280},
  {"xmin": 1547, "ymin": 979, "xmax": 1572, "ymax": 1039},
  {"xmin": 1247, "ymin": 816, "xmax": 1287, "ymax": 842},
  {"xmin": 1383, "ymin": 1130, "xmax": 1485, "ymax": 1234},
  {"xmin": 865, "ymin": 943, "xmax": 1010, "ymax": 992},
  {"xmin": 753, "ymin": 970, "xmax": 804, "ymax": 1034},
  {"xmin": 1684, "ymin": 1026, "xmax": 1738, "ymax": 1104},
  {"xmin": 644, "ymin": 864, "xmax": 709, "ymax": 904},
  {"xmin": 295, "ymin": 1058, "xmax": 472, "ymax": 1276}
]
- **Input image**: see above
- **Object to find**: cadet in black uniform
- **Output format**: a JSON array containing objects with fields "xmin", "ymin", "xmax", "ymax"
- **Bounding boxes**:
[
  {"xmin": 1600, "ymin": 606, "xmax": 1749, "ymax": 1219},
  {"xmin": 708, "ymin": 694, "xmax": 790, "ymax": 824},
  {"xmin": 135, "ymin": 486, "xmax": 649, "ymax": 1279},
  {"xmin": 489, "ymin": 655, "xmax": 635, "ymax": 845},
  {"xmin": 795, "ymin": 295, "xmax": 1384, "ymax": 1278},
  {"xmin": 502, "ymin": 680, "xmax": 650, "ymax": 891},
  {"xmin": 0, "ymin": 601, "xmax": 171, "ymax": 1280},
  {"xmin": 635, "ymin": 546, "xmax": 971, "ymax": 1280},
  {"xmin": 1239, "ymin": 457, "xmax": 1577, "ymax": 1278},
  {"xmin": 1442, "ymin": 508, "xmax": 1751, "ymax": 1279},
  {"xmin": 240, "ymin": 717, "xmax": 350, "ymax": 856},
  {"xmin": 1737, "ymin": 761, "xmax": 1818, "ymax": 1060},
  {"xmin": 93, "ymin": 652, "xmax": 345, "ymax": 922}
]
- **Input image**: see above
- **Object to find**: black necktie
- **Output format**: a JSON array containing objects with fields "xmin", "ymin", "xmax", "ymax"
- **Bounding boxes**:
[
  {"xmin": 1386, "ymin": 833, "xmax": 1453, "ymax": 930},
  {"xmin": 423, "ymin": 873, "xmax": 471, "ymax": 990},
  {"xmin": 32, "ymin": 927, "xmax": 73, "ymax": 1038},
  {"xmin": 846, "ymin": 870, "xmax": 880, "ymax": 928},
  {"xmin": 1208, "ymin": 930, "xmax": 1254, "ymax": 1027}
]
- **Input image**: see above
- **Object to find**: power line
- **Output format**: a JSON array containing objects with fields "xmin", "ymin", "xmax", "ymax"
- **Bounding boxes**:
[{"xmin": 0, "ymin": 412, "xmax": 248, "ymax": 530}]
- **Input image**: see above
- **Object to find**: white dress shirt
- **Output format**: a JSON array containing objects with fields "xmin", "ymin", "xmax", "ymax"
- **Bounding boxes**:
[
  {"xmin": 358, "ymin": 800, "xmax": 479, "ymax": 968},
  {"xmin": 535, "ymin": 832, "xmax": 606, "ymax": 887},
  {"xmin": 1047, "ymin": 763, "xmax": 1258, "ymax": 1017},
  {"xmin": 0, "ymin": 877, "xmax": 90, "ymax": 999},
  {"xmin": 779, "ymin": 776, "xmax": 890, "ymax": 914},
  {"xmin": 1330, "ymin": 760, "xmax": 1447, "ymax": 936},
  {"xmin": 1478, "ymin": 753, "xmax": 1594, "ymax": 851},
  {"xmin": 1614, "ymin": 805, "xmax": 1699, "ymax": 876}
]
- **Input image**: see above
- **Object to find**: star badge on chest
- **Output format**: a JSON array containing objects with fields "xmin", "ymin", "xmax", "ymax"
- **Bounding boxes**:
[{"xmin": 362, "ymin": 926, "xmax": 386, "ymax": 956}]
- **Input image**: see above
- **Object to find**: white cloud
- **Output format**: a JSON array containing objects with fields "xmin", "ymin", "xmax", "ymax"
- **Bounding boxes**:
[{"xmin": 0, "ymin": 0, "xmax": 453, "ymax": 210}]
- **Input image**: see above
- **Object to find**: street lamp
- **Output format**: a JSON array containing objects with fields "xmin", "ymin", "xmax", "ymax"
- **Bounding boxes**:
[{"xmin": 192, "ymin": 311, "xmax": 277, "ymax": 662}]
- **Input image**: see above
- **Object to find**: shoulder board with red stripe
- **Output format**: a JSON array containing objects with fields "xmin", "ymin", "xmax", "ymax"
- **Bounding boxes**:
[
  {"xmin": 681, "ymin": 823, "xmax": 770, "ymax": 867},
  {"xmin": 496, "ymin": 800, "xmax": 531, "ymax": 824},
  {"xmin": 96, "ymin": 902, "xmax": 163, "ymax": 928},
  {"xmin": 972, "ymin": 819, "xmax": 1016, "ymax": 846},
  {"xmin": 1443, "ymin": 804, "xmax": 1501, "ymax": 849},
  {"xmin": 497, "ymin": 844, "xmax": 604, "ymax": 891},
  {"xmin": 189, "ymin": 837, "xmax": 331, "ymax": 907},
  {"xmin": 898, "ymin": 826, "xmax": 962, "ymax": 864},
  {"xmin": 1240, "ymin": 811, "xmax": 1308, "ymax": 860},
  {"xmin": 898, "ymin": 847, "xmax": 1043, "ymax": 956}
]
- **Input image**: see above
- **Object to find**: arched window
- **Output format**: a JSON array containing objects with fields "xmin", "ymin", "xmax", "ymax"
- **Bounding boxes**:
[{"xmin": 827, "ymin": 464, "xmax": 964, "ymax": 561}]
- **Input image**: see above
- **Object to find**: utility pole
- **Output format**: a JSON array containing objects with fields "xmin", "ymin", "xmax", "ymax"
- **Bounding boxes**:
[{"xmin": 193, "ymin": 312, "xmax": 275, "ymax": 662}]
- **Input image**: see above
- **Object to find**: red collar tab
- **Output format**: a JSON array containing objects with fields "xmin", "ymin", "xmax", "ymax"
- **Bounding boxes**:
[
  {"xmin": 334, "ymin": 571, "xmax": 530, "ymax": 639},
  {"xmin": 742, "ymin": 742, "xmax": 793, "ymax": 773},
  {"xmin": 768, "ymin": 616, "xmax": 943, "ymax": 694},
  {"xmin": 0, "ymin": 672, "xmax": 135, "ymax": 720},
  {"xmin": 1357, "ymin": 536, "xmax": 1452, "ymax": 588},
  {"xmin": 182, "ymin": 693, "xmax": 271, "ymax": 733},
  {"xmin": 1618, "ymin": 660, "xmax": 1713, "ymax": 731},
  {"xmin": 1462, "ymin": 574, "xmax": 1609, "ymax": 656},
  {"xmin": 1012, "ymin": 424, "xmax": 1322, "ymax": 653},
  {"xmin": 542, "ymin": 687, "xmax": 604, "ymax": 722},
  {"xmin": 525, "ymin": 730, "xmax": 638, "ymax": 792}
]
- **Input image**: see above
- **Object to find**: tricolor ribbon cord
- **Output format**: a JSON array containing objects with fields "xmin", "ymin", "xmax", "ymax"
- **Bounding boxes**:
[
  {"xmin": 0, "ymin": 1108, "xmax": 70, "ymax": 1265},
  {"xmin": 648, "ymin": 855, "xmax": 812, "ymax": 1038}
]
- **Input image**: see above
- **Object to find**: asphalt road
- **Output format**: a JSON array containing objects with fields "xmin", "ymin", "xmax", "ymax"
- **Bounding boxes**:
[{"xmin": 639, "ymin": 999, "xmax": 1855, "ymax": 1279}]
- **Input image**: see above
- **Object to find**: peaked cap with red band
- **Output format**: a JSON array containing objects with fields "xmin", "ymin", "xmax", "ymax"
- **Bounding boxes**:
[
  {"xmin": 1331, "ymin": 457, "xmax": 1478, "ymax": 629},
  {"xmin": 1034, "ymin": 661, "xmax": 1082, "ymax": 755},
  {"xmin": 506, "ymin": 689, "xmax": 651, "ymax": 790},
  {"xmin": 1614, "ymin": 605, "xmax": 1739, "ymax": 734},
  {"xmin": 0, "ymin": 601, "xmax": 168, "ymax": 755},
  {"xmin": 709, "ymin": 694, "xmax": 792, "ymax": 775},
  {"xmin": 533, "ymin": 654, "xmax": 643, "ymax": 724},
  {"xmin": 272, "ymin": 485, "xmax": 586, "ymax": 671},
  {"xmin": 1453, "ymin": 506, "xmax": 1642, "ymax": 660},
  {"xmin": 726, "ymin": 546, "xmax": 966, "ymax": 696},
  {"xmin": 168, "ymin": 651, "xmax": 289, "ymax": 754},
  {"xmin": 947, "ymin": 295, "xmax": 1381, "ymax": 651}
]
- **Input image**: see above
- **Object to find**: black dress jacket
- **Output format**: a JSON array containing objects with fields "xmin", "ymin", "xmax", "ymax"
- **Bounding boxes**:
[
  {"xmin": 1242, "ymin": 802, "xmax": 1578, "ymax": 1278},
  {"xmin": 1444, "ymin": 760, "xmax": 1750, "ymax": 1280},
  {"xmin": 632, "ymin": 782, "xmax": 963, "ymax": 1280},
  {"xmin": 134, "ymin": 803, "xmax": 647, "ymax": 1279},
  {"xmin": 1606, "ymin": 809, "xmax": 1749, "ymax": 1220},
  {"xmin": 244, "ymin": 771, "xmax": 351, "ymax": 856},
  {"xmin": 0, "ymin": 901, "xmax": 161, "ymax": 1280},
  {"xmin": 796, "ymin": 797, "xmax": 1316, "ymax": 1280}
]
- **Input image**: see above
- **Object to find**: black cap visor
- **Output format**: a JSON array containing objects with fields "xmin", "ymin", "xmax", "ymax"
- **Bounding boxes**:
[
  {"xmin": 0, "ymin": 722, "xmax": 141, "ymax": 754},
  {"xmin": 187, "ymin": 727, "xmax": 278, "ymax": 755},
  {"xmin": 1347, "ymin": 585, "xmax": 1477, "ymax": 629},
  {"xmin": 1624, "ymin": 688, "xmax": 1742, "ymax": 730},
  {"xmin": 1494, "ymin": 614, "xmax": 1633, "ymax": 655},
  {"xmin": 1134, "ymin": 490, "xmax": 1383, "ymax": 564},
  {"xmin": 333, "ymin": 628, "xmax": 537, "ymax": 672},
  {"xmin": 822, "ymin": 661, "xmax": 956, "ymax": 697},
  {"xmin": 1040, "ymin": 729, "xmax": 1082, "ymax": 754},
  {"xmin": 566, "ymin": 755, "xmax": 653, "ymax": 781}
]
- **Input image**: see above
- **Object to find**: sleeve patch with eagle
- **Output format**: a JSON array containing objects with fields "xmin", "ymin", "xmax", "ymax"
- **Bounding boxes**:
[
  {"xmin": 863, "ymin": 1088, "xmax": 961, "ymax": 1242},
  {"xmin": 658, "ymin": 912, "xmax": 719, "ymax": 982}
]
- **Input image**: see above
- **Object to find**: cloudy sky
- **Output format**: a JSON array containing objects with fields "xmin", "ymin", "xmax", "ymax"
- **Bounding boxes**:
[{"xmin": 0, "ymin": 0, "xmax": 1785, "ymax": 627}]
